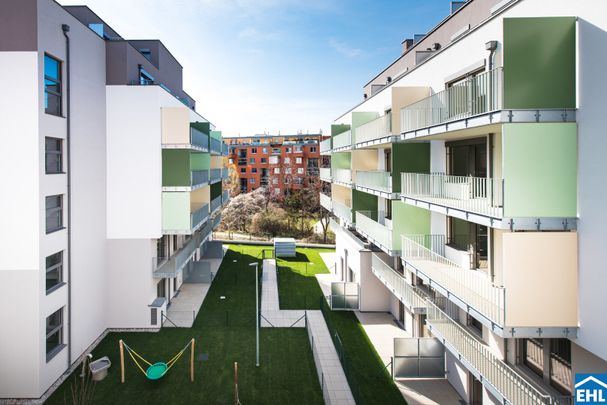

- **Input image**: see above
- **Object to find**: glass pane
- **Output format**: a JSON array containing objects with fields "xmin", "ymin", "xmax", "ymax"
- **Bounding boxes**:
[
  {"xmin": 45, "ymin": 138, "xmax": 60, "ymax": 152},
  {"xmin": 46, "ymin": 330, "xmax": 61, "ymax": 354},
  {"xmin": 45, "ymin": 78, "xmax": 60, "ymax": 94},
  {"xmin": 46, "ymin": 153, "xmax": 61, "ymax": 173},
  {"xmin": 46, "ymin": 268, "xmax": 61, "ymax": 290},
  {"xmin": 46, "ymin": 195, "xmax": 61, "ymax": 209},
  {"xmin": 44, "ymin": 55, "xmax": 60, "ymax": 80},
  {"xmin": 46, "ymin": 310, "xmax": 62, "ymax": 332},
  {"xmin": 46, "ymin": 251, "xmax": 62, "ymax": 268},
  {"xmin": 45, "ymin": 93, "xmax": 61, "ymax": 116}
]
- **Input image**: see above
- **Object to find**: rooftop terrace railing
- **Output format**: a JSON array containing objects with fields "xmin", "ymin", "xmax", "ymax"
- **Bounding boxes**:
[{"xmin": 190, "ymin": 127, "xmax": 209, "ymax": 151}]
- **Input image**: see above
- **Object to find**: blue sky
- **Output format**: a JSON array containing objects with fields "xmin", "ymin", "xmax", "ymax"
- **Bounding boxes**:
[{"xmin": 61, "ymin": 0, "xmax": 453, "ymax": 136}]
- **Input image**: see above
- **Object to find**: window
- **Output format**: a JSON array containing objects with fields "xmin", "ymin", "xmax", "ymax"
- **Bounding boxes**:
[
  {"xmin": 294, "ymin": 146, "xmax": 302, "ymax": 153},
  {"xmin": 262, "ymin": 148, "xmax": 268, "ymax": 154},
  {"xmin": 284, "ymin": 178, "xmax": 290, "ymax": 184},
  {"xmin": 297, "ymin": 168, "xmax": 304, "ymax": 174},
  {"xmin": 296, "ymin": 157, "xmax": 302, "ymax": 164},
  {"xmin": 228, "ymin": 158, "xmax": 234, "ymax": 164},
  {"xmin": 274, "ymin": 188, "xmax": 281, "ymax": 195},
  {"xmin": 45, "ymin": 137, "xmax": 63, "ymax": 174},
  {"xmin": 284, "ymin": 157, "xmax": 291, "ymax": 164},
  {"xmin": 45, "ymin": 195, "xmax": 63, "ymax": 233},
  {"xmin": 274, "ymin": 168, "xmax": 280, "ymax": 174},
  {"xmin": 294, "ymin": 177, "xmax": 304, "ymax": 184},
  {"xmin": 285, "ymin": 147, "xmax": 291, "ymax": 153},
  {"xmin": 46, "ymin": 308, "xmax": 64, "ymax": 360},
  {"xmin": 249, "ymin": 158, "xmax": 256, "ymax": 164},
  {"xmin": 45, "ymin": 251, "xmax": 63, "ymax": 293},
  {"xmin": 249, "ymin": 178, "xmax": 256, "ymax": 184},
  {"xmin": 240, "ymin": 168, "xmax": 246, "ymax": 173},
  {"xmin": 251, "ymin": 148, "xmax": 257, "ymax": 154},
  {"xmin": 261, "ymin": 158, "xmax": 267, "ymax": 163},
  {"xmin": 272, "ymin": 178, "xmax": 278, "ymax": 185},
  {"xmin": 44, "ymin": 55, "xmax": 62, "ymax": 116},
  {"xmin": 140, "ymin": 48, "xmax": 152, "ymax": 61},
  {"xmin": 285, "ymin": 168, "xmax": 292, "ymax": 174},
  {"xmin": 251, "ymin": 168, "xmax": 258, "ymax": 173},
  {"xmin": 139, "ymin": 68, "xmax": 154, "ymax": 85},
  {"xmin": 310, "ymin": 146, "xmax": 317, "ymax": 153}
]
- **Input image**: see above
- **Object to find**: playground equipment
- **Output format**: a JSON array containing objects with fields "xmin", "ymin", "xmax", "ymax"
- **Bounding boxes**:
[{"xmin": 118, "ymin": 339, "xmax": 195, "ymax": 383}]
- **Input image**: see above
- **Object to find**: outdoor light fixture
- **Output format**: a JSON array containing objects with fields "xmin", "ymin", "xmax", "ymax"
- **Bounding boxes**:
[{"xmin": 249, "ymin": 262, "xmax": 260, "ymax": 367}]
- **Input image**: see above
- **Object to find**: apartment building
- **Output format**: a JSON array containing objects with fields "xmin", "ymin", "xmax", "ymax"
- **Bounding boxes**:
[
  {"xmin": 0, "ymin": 0, "xmax": 227, "ymax": 400},
  {"xmin": 323, "ymin": 0, "xmax": 607, "ymax": 403},
  {"xmin": 225, "ymin": 134, "xmax": 326, "ymax": 195}
]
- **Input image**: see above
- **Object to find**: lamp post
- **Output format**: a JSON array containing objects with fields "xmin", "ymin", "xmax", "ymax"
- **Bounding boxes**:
[{"xmin": 249, "ymin": 262, "xmax": 260, "ymax": 367}]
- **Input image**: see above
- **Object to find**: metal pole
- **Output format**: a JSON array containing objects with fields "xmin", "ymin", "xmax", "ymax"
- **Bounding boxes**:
[{"xmin": 256, "ymin": 263, "xmax": 260, "ymax": 367}]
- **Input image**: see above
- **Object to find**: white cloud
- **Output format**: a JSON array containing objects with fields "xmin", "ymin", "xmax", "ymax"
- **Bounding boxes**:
[{"xmin": 328, "ymin": 38, "xmax": 364, "ymax": 58}]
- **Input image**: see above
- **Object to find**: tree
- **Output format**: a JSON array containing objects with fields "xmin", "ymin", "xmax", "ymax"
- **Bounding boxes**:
[
  {"xmin": 318, "ymin": 207, "xmax": 331, "ymax": 243},
  {"xmin": 221, "ymin": 188, "xmax": 267, "ymax": 237},
  {"xmin": 251, "ymin": 206, "xmax": 287, "ymax": 238}
]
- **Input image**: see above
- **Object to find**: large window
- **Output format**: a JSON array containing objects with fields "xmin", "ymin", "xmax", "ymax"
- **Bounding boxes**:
[
  {"xmin": 46, "ymin": 308, "xmax": 64, "ymax": 360},
  {"xmin": 44, "ymin": 55, "xmax": 62, "ymax": 116},
  {"xmin": 45, "ymin": 195, "xmax": 63, "ymax": 233},
  {"xmin": 45, "ymin": 137, "xmax": 63, "ymax": 174},
  {"xmin": 45, "ymin": 251, "xmax": 63, "ymax": 293}
]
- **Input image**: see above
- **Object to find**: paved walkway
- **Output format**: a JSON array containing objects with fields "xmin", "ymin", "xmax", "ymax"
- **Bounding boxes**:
[
  {"xmin": 260, "ymin": 258, "xmax": 355, "ymax": 405},
  {"xmin": 164, "ymin": 283, "xmax": 211, "ymax": 327}
]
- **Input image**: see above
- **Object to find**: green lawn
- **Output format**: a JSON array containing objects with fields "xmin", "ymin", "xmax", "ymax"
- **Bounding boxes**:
[
  {"xmin": 47, "ymin": 245, "xmax": 323, "ymax": 405},
  {"xmin": 276, "ymin": 249, "xmax": 407, "ymax": 405}
]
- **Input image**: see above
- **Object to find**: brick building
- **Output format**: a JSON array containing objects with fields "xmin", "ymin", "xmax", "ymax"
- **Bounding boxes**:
[{"xmin": 225, "ymin": 134, "xmax": 328, "ymax": 196}]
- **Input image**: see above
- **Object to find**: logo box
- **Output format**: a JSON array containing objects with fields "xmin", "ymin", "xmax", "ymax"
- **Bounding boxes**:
[{"xmin": 575, "ymin": 374, "xmax": 607, "ymax": 404}]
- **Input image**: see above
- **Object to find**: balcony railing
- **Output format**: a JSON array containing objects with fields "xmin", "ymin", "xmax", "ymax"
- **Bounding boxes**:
[
  {"xmin": 426, "ymin": 301, "xmax": 567, "ymax": 405},
  {"xmin": 401, "ymin": 234, "xmax": 504, "ymax": 325},
  {"xmin": 212, "ymin": 213, "xmax": 222, "ymax": 229},
  {"xmin": 332, "ymin": 199, "xmax": 352, "ymax": 223},
  {"xmin": 154, "ymin": 228, "xmax": 206, "ymax": 278},
  {"xmin": 191, "ymin": 170, "xmax": 209, "ymax": 188},
  {"xmin": 191, "ymin": 203, "xmax": 209, "ymax": 230},
  {"xmin": 210, "ymin": 168, "xmax": 222, "ymax": 183},
  {"xmin": 332, "ymin": 130, "xmax": 352, "ymax": 149},
  {"xmin": 319, "ymin": 168, "xmax": 331, "ymax": 181},
  {"xmin": 222, "ymin": 167, "xmax": 229, "ymax": 179},
  {"xmin": 401, "ymin": 67, "xmax": 503, "ymax": 133},
  {"xmin": 332, "ymin": 169, "xmax": 352, "ymax": 185},
  {"xmin": 210, "ymin": 137, "xmax": 222, "ymax": 154},
  {"xmin": 320, "ymin": 138, "xmax": 332, "ymax": 153},
  {"xmin": 401, "ymin": 173, "xmax": 503, "ymax": 218},
  {"xmin": 355, "ymin": 113, "xmax": 391, "ymax": 144},
  {"xmin": 190, "ymin": 127, "xmax": 209, "ymax": 151},
  {"xmin": 356, "ymin": 211, "xmax": 392, "ymax": 251},
  {"xmin": 320, "ymin": 192, "xmax": 332, "ymax": 211},
  {"xmin": 210, "ymin": 195, "xmax": 222, "ymax": 213},
  {"xmin": 222, "ymin": 190, "xmax": 230, "ymax": 206},
  {"xmin": 356, "ymin": 171, "xmax": 392, "ymax": 194},
  {"xmin": 371, "ymin": 254, "xmax": 426, "ymax": 310},
  {"xmin": 222, "ymin": 143, "xmax": 229, "ymax": 156}
]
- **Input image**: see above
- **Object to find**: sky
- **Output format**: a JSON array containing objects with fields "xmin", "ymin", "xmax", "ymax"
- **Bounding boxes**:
[{"xmin": 61, "ymin": 0, "xmax": 453, "ymax": 136}]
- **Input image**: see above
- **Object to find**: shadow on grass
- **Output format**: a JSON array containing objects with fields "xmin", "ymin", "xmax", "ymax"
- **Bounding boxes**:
[{"xmin": 275, "ymin": 251, "xmax": 309, "ymax": 262}]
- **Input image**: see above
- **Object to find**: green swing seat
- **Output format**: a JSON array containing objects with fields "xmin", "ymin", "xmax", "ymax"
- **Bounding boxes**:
[{"xmin": 146, "ymin": 362, "xmax": 169, "ymax": 380}]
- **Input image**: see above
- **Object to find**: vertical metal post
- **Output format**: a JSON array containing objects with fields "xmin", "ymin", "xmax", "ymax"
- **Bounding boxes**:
[{"xmin": 256, "ymin": 263, "xmax": 260, "ymax": 367}]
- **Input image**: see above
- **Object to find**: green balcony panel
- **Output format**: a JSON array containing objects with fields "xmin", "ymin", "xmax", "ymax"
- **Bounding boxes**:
[
  {"xmin": 331, "ymin": 151, "xmax": 351, "ymax": 170},
  {"xmin": 162, "ymin": 192, "xmax": 190, "ymax": 232},
  {"xmin": 391, "ymin": 201, "xmax": 430, "ymax": 252},
  {"xmin": 191, "ymin": 151, "xmax": 210, "ymax": 171},
  {"xmin": 352, "ymin": 189, "xmax": 376, "ymax": 214},
  {"xmin": 331, "ymin": 123, "xmax": 350, "ymax": 136},
  {"xmin": 162, "ymin": 149, "xmax": 191, "ymax": 187},
  {"xmin": 503, "ymin": 17, "xmax": 576, "ymax": 109},
  {"xmin": 352, "ymin": 111, "xmax": 379, "ymax": 143},
  {"xmin": 502, "ymin": 123, "xmax": 577, "ymax": 218},
  {"xmin": 392, "ymin": 143, "xmax": 430, "ymax": 193},
  {"xmin": 210, "ymin": 181, "xmax": 222, "ymax": 200}
]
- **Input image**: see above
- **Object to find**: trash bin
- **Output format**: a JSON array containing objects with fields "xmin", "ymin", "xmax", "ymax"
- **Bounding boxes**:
[{"xmin": 89, "ymin": 356, "xmax": 111, "ymax": 381}]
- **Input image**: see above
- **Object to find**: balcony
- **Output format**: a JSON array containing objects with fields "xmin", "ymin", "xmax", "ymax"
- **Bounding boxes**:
[
  {"xmin": 210, "ymin": 168, "xmax": 222, "ymax": 184},
  {"xmin": 401, "ymin": 234, "xmax": 505, "ymax": 326},
  {"xmin": 191, "ymin": 203, "xmax": 209, "ymax": 231},
  {"xmin": 319, "ymin": 168, "xmax": 331, "ymax": 182},
  {"xmin": 210, "ymin": 195, "xmax": 222, "ymax": 213},
  {"xmin": 401, "ymin": 173, "xmax": 503, "ymax": 220},
  {"xmin": 332, "ymin": 169, "xmax": 352, "ymax": 187},
  {"xmin": 154, "ymin": 226, "xmax": 208, "ymax": 278},
  {"xmin": 425, "ymin": 301, "xmax": 569, "ymax": 405},
  {"xmin": 355, "ymin": 170, "xmax": 394, "ymax": 198},
  {"xmin": 191, "ymin": 170, "xmax": 209, "ymax": 188},
  {"xmin": 355, "ymin": 211, "xmax": 394, "ymax": 254},
  {"xmin": 190, "ymin": 127, "xmax": 209, "ymax": 151},
  {"xmin": 222, "ymin": 190, "xmax": 230, "ymax": 206},
  {"xmin": 401, "ymin": 68, "xmax": 502, "ymax": 134},
  {"xmin": 320, "ymin": 192, "xmax": 332, "ymax": 211},
  {"xmin": 320, "ymin": 138, "xmax": 332, "ymax": 154},
  {"xmin": 210, "ymin": 137, "xmax": 222, "ymax": 155},
  {"xmin": 222, "ymin": 142, "xmax": 229, "ymax": 156},
  {"xmin": 354, "ymin": 114, "xmax": 391, "ymax": 145},
  {"xmin": 332, "ymin": 130, "xmax": 352, "ymax": 151},
  {"xmin": 222, "ymin": 167, "xmax": 229, "ymax": 179},
  {"xmin": 371, "ymin": 254, "xmax": 426, "ymax": 312},
  {"xmin": 212, "ymin": 212, "xmax": 222, "ymax": 229},
  {"xmin": 332, "ymin": 199, "xmax": 352, "ymax": 224}
]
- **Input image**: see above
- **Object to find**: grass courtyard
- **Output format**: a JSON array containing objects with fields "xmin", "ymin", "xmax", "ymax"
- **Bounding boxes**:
[{"xmin": 47, "ymin": 245, "xmax": 405, "ymax": 405}]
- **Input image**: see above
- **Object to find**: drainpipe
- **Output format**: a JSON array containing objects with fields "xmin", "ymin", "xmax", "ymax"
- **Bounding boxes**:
[{"xmin": 61, "ymin": 23, "xmax": 72, "ymax": 367}]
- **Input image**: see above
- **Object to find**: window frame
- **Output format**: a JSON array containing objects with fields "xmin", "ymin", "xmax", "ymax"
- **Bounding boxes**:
[
  {"xmin": 44, "ymin": 54, "xmax": 63, "ymax": 117},
  {"xmin": 45, "ymin": 251, "xmax": 65, "ymax": 294},
  {"xmin": 45, "ymin": 137, "xmax": 63, "ymax": 174},
  {"xmin": 46, "ymin": 308, "xmax": 65, "ymax": 361},
  {"xmin": 45, "ymin": 195, "xmax": 64, "ymax": 234}
]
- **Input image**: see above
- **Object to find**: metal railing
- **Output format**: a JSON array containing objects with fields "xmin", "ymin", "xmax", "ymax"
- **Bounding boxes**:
[
  {"xmin": 190, "ymin": 127, "xmax": 209, "ymax": 150},
  {"xmin": 191, "ymin": 203, "xmax": 209, "ymax": 230},
  {"xmin": 355, "ymin": 113, "xmax": 391, "ymax": 144},
  {"xmin": 332, "ymin": 199, "xmax": 352, "ymax": 223},
  {"xmin": 401, "ymin": 67, "xmax": 503, "ymax": 133},
  {"xmin": 210, "ymin": 137, "xmax": 222, "ymax": 154},
  {"xmin": 319, "ymin": 168, "xmax": 331, "ymax": 181},
  {"xmin": 332, "ymin": 168, "xmax": 352, "ymax": 185},
  {"xmin": 154, "ymin": 229, "xmax": 205, "ymax": 277},
  {"xmin": 401, "ymin": 173, "xmax": 503, "ymax": 218},
  {"xmin": 320, "ymin": 192, "xmax": 332, "ymax": 211},
  {"xmin": 371, "ymin": 254, "xmax": 426, "ymax": 310},
  {"xmin": 332, "ymin": 130, "xmax": 352, "ymax": 149},
  {"xmin": 212, "ymin": 213, "xmax": 221, "ymax": 229},
  {"xmin": 356, "ymin": 211, "xmax": 392, "ymax": 251},
  {"xmin": 426, "ymin": 300, "xmax": 567, "ymax": 405},
  {"xmin": 210, "ymin": 196, "xmax": 222, "ymax": 213},
  {"xmin": 191, "ymin": 170, "xmax": 209, "ymax": 187},
  {"xmin": 320, "ymin": 138, "xmax": 332, "ymax": 153},
  {"xmin": 401, "ymin": 234, "xmax": 505, "ymax": 325},
  {"xmin": 210, "ymin": 168, "xmax": 222, "ymax": 182},
  {"xmin": 356, "ymin": 170, "xmax": 392, "ymax": 193},
  {"xmin": 222, "ymin": 190, "xmax": 230, "ymax": 206},
  {"xmin": 222, "ymin": 142, "xmax": 229, "ymax": 156}
]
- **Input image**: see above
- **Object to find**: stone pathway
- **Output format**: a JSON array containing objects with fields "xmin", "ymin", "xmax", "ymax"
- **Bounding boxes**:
[{"xmin": 260, "ymin": 258, "xmax": 355, "ymax": 405}]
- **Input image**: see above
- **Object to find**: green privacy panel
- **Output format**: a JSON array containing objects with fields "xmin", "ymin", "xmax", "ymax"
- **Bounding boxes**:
[
  {"xmin": 352, "ymin": 112, "xmax": 379, "ymax": 143},
  {"xmin": 331, "ymin": 151, "xmax": 351, "ymax": 169},
  {"xmin": 210, "ymin": 130, "xmax": 222, "ymax": 140},
  {"xmin": 503, "ymin": 17, "xmax": 576, "ymax": 109},
  {"xmin": 352, "ymin": 189, "xmax": 377, "ymax": 215},
  {"xmin": 162, "ymin": 192, "xmax": 190, "ymax": 232},
  {"xmin": 190, "ymin": 151, "xmax": 210, "ymax": 171},
  {"xmin": 332, "ymin": 124, "xmax": 350, "ymax": 136},
  {"xmin": 391, "ymin": 143, "xmax": 430, "ymax": 193},
  {"xmin": 391, "ymin": 201, "xmax": 430, "ymax": 251},
  {"xmin": 191, "ymin": 121, "xmax": 210, "ymax": 134},
  {"xmin": 162, "ymin": 149, "xmax": 191, "ymax": 187},
  {"xmin": 211, "ymin": 182, "xmax": 222, "ymax": 199},
  {"xmin": 502, "ymin": 123, "xmax": 577, "ymax": 218}
]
